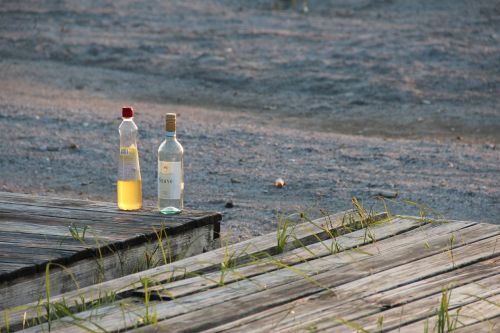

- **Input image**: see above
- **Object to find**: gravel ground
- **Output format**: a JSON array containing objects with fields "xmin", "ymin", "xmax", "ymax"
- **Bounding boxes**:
[{"xmin": 0, "ymin": 0, "xmax": 499, "ymax": 240}]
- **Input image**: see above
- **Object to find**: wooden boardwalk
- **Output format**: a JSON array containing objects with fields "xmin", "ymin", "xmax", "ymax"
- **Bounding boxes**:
[
  {"xmin": 0, "ymin": 192, "xmax": 221, "ymax": 310},
  {"xmin": 1, "ymin": 208, "xmax": 498, "ymax": 332}
]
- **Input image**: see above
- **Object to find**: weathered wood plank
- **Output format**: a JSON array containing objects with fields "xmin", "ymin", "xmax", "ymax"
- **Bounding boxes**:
[
  {"xmin": 0, "ymin": 192, "xmax": 122, "ymax": 210},
  {"xmin": 0, "ymin": 220, "xmax": 97, "ymax": 238},
  {"xmin": 330, "ymin": 279, "xmax": 500, "ymax": 333},
  {"xmin": 0, "ymin": 191, "xmax": 221, "ymax": 311},
  {"xmin": 0, "ymin": 224, "xmax": 217, "ymax": 310},
  {"xmin": 449, "ymin": 314, "xmax": 500, "ymax": 333},
  {"xmin": 24, "ymin": 221, "xmax": 498, "ymax": 333},
  {"xmin": 202, "ymin": 257, "xmax": 500, "ymax": 333},
  {"xmin": 0, "ymin": 210, "xmax": 388, "ymax": 330},
  {"xmin": 0, "ymin": 202, "xmax": 212, "ymax": 232},
  {"xmin": 135, "ymin": 217, "xmax": 419, "ymax": 299},
  {"xmin": 0, "ymin": 192, "xmax": 203, "ymax": 218},
  {"xmin": 291, "ymin": 243, "xmax": 500, "ymax": 332},
  {"xmin": 127, "ymin": 227, "xmax": 498, "ymax": 333}
]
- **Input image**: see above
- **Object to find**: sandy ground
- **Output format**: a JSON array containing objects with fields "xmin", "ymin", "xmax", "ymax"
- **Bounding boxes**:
[{"xmin": 0, "ymin": 0, "xmax": 499, "ymax": 240}]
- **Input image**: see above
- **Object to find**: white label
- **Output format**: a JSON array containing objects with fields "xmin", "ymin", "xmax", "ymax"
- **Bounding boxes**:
[
  {"xmin": 158, "ymin": 161, "xmax": 183, "ymax": 200},
  {"xmin": 119, "ymin": 146, "xmax": 140, "ymax": 180}
]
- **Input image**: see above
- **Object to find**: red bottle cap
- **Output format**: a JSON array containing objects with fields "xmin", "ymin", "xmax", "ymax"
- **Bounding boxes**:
[{"xmin": 122, "ymin": 107, "xmax": 133, "ymax": 118}]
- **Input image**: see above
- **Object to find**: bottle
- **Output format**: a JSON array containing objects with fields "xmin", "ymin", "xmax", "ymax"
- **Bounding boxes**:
[
  {"xmin": 157, "ymin": 113, "xmax": 184, "ymax": 214},
  {"xmin": 117, "ymin": 106, "xmax": 142, "ymax": 210}
]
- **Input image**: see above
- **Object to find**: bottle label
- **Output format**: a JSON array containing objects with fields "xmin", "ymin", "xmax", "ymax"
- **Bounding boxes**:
[
  {"xmin": 119, "ymin": 146, "xmax": 140, "ymax": 180},
  {"xmin": 158, "ymin": 161, "xmax": 183, "ymax": 200}
]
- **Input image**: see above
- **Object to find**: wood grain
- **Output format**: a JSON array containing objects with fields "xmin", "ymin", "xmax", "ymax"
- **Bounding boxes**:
[
  {"xmin": 3, "ymin": 201, "xmax": 497, "ymax": 333},
  {"xmin": 26, "ymin": 221, "xmax": 498, "ymax": 333},
  {"xmin": 1, "ymin": 209, "xmax": 388, "ymax": 330},
  {"xmin": 0, "ymin": 192, "xmax": 221, "ymax": 309}
]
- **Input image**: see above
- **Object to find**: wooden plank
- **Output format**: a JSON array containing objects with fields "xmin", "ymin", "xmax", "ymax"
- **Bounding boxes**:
[
  {"xmin": 0, "ymin": 210, "xmax": 388, "ymax": 329},
  {"xmin": 21, "ymin": 221, "xmax": 498, "ymax": 333},
  {"xmin": 0, "ymin": 220, "xmax": 96, "ymax": 238},
  {"xmin": 0, "ymin": 205, "xmax": 220, "ymax": 257},
  {"xmin": 0, "ymin": 202, "xmax": 208, "ymax": 232},
  {"xmin": 388, "ymin": 294, "xmax": 500, "ymax": 332},
  {"xmin": 202, "ymin": 257, "xmax": 500, "ymax": 333},
  {"xmin": 135, "ymin": 217, "xmax": 421, "ymax": 299},
  {"xmin": 0, "ymin": 192, "xmax": 123, "ymax": 211},
  {"xmin": 0, "ymin": 192, "xmax": 221, "ymax": 290},
  {"xmin": 0, "ymin": 192, "xmax": 218, "ymax": 224},
  {"xmin": 0, "ymin": 192, "xmax": 222, "ymax": 245},
  {"xmin": 450, "ymin": 315, "xmax": 500, "ymax": 333},
  {"xmin": 0, "ymin": 192, "xmax": 196, "ymax": 218},
  {"xmin": 0, "ymin": 224, "xmax": 217, "ymax": 310},
  {"xmin": 282, "ymin": 243, "xmax": 500, "ymax": 332},
  {"xmin": 127, "ymin": 227, "xmax": 498, "ymax": 333}
]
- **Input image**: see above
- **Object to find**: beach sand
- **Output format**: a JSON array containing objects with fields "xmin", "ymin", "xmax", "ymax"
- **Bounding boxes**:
[{"xmin": 0, "ymin": 0, "xmax": 499, "ymax": 239}]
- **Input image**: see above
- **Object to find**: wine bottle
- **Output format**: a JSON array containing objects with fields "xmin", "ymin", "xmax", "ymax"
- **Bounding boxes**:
[{"xmin": 157, "ymin": 113, "xmax": 184, "ymax": 214}]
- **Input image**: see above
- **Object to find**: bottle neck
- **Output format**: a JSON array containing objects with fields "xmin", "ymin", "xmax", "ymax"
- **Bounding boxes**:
[{"xmin": 166, "ymin": 130, "xmax": 176, "ymax": 138}]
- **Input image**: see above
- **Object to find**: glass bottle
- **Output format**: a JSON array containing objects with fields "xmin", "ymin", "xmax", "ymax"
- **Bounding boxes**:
[
  {"xmin": 157, "ymin": 113, "xmax": 184, "ymax": 214},
  {"xmin": 117, "ymin": 106, "xmax": 142, "ymax": 210}
]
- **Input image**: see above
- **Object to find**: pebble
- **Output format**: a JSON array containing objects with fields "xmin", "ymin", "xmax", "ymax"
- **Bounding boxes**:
[
  {"xmin": 230, "ymin": 178, "xmax": 241, "ymax": 184},
  {"xmin": 225, "ymin": 200, "xmax": 234, "ymax": 208},
  {"xmin": 377, "ymin": 190, "xmax": 398, "ymax": 199},
  {"xmin": 274, "ymin": 178, "xmax": 286, "ymax": 188}
]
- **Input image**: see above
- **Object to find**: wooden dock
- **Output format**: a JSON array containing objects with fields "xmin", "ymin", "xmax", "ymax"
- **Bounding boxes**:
[
  {"xmin": 1, "ymin": 208, "xmax": 498, "ymax": 332},
  {"xmin": 0, "ymin": 192, "xmax": 221, "ymax": 310}
]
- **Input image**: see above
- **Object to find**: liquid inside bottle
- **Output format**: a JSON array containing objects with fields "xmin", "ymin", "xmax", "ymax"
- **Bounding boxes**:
[
  {"xmin": 158, "ymin": 113, "xmax": 184, "ymax": 214},
  {"xmin": 117, "ymin": 107, "xmax": 142, "ymax": 210}
]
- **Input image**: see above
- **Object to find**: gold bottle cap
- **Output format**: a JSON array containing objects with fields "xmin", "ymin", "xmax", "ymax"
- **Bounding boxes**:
[{"xmin": 165, "ymin": 113, "xmax": 176, "ymax": 132}]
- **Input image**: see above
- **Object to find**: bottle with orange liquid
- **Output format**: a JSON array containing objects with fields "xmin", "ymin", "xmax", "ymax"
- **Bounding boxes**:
[{"xmin": 117, "ymin": 106, "xmax": 142, "ymax": 210}]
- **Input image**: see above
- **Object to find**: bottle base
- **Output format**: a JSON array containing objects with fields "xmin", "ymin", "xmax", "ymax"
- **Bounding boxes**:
[{"xmin": 159, "ymin": 206, "xmax": 182, "ymax": 215}]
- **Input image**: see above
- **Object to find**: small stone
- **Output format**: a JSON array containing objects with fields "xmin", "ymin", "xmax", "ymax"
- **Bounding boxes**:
[
  {"xmin": 448, "ymin": 162, "xmax": 454, "ymax": 168},
  {"xmin": 274, "ymin": 178, "xmax": 286, "ymax": 188},
  {"xmin": 377, "ymin": 191, "xmax": 398, "ymax": 199},
  {"xmin": 68, "ymin": 143, "xmax": 79, "ymax": 150},
  {"xmin": 225, "ymin": 200, "xmax": 234, "ymax": 208},
  {"xmin": 456, "ymin": 136, "xmax": 462, "ymax": 141},
  {"xmin": 230, "ymin": 178, "xmax": 241, "ymax": 184},
  {"xmin": 46, "ymin": 146, "xmax": 60, "ymax": 152},
  {"xmin": 422, "ymin": 100, "xmax": 431, "ymax": 105}
]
